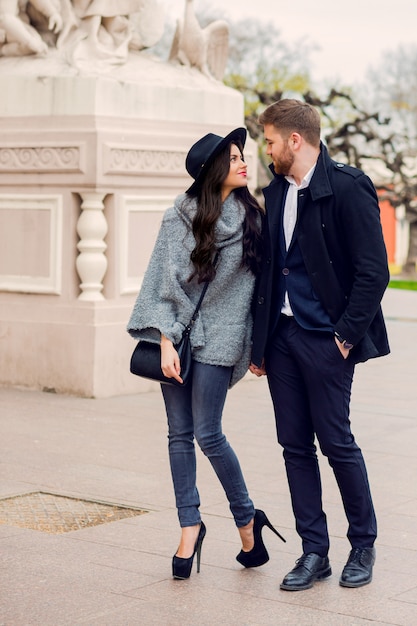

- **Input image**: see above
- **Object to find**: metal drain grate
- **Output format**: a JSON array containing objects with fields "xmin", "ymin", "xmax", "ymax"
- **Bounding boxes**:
[{"xmin": 0, "ymin": 492, "xmax": 148, "ymax": 534}]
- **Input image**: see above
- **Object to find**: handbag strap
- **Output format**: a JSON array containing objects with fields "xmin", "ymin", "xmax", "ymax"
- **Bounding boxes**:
[{"xmin": 185, "ymin": 251, "xmax": 220, "ymax": 331}]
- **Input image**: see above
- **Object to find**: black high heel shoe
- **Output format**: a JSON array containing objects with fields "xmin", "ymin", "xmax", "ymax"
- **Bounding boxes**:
[
  {"xmin": 172, "ymin": 521, "xmax": 206, "ymax": 579},
  {"xmin": 236, "ymin": 509, "xmax": 286, "ymax": 568}
]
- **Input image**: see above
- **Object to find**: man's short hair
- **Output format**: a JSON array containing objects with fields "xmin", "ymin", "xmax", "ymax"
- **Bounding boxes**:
[{"xmin": 259, "ymin": 99, "xmax": 321, "ymax": 148}]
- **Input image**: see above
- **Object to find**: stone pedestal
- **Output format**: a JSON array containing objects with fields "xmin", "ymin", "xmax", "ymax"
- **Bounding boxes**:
[{"xmin": 0, "ymin": 53, "xmax": 256, "ymax": 397}]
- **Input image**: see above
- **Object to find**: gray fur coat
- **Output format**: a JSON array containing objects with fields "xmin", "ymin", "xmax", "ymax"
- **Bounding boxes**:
[{"xmin": 127, "ymin": 192, "xmax": 257, "ymax": 387}]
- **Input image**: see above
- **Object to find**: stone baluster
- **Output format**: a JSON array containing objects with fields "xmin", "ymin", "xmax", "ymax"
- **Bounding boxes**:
[{"xmin": 76, "ymin": 192, "xmax": 108, "ymax": 301}]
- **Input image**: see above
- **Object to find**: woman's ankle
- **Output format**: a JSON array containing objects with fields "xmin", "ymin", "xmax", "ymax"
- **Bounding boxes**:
[
  {"xmin": 176, "ymin": 523, "xmax": 201, "ymax": 558},
  {"xmin": 238, "ymin": 517, "xmax": 254, "ymax": 552}
]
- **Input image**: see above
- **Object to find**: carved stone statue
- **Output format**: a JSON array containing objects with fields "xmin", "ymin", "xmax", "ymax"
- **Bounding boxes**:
[
  {"xmin": 0, "ymin": 0, "xmax": 165, "ymax": 64},
  {"xmin": 67, "ymin": 0, "xmax": 164, "ymax": 64},
  {"xmin": 169, "ymin": 0, "xmax": 229, "ymax": 81},
  {"xmin": 0, "ymin": 0, "xmax": 63, "ymax": 56},
  {"xmin": 0, "ymin": 0, "xmax": 230, "ymax": 80}
]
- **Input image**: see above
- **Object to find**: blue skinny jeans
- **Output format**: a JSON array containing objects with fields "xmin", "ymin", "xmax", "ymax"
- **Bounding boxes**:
[{"xmin": 161, "ymin": 361, "xmax": 255, "ymax": 528}]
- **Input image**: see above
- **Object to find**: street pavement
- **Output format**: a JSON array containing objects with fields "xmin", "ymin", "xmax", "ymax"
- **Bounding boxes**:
[{"xmin": 1, "ymin": 287, "xmax": 416, "ymax": 625}]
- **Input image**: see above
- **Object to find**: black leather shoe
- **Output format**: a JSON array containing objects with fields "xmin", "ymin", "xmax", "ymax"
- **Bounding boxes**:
[
  {"xmin": 339, "ymin": 547, "xmax": 375, "ymax": 588},
  {"xmin": 280, "ymin": 553, "xmax": 332, "ymax": 591}
]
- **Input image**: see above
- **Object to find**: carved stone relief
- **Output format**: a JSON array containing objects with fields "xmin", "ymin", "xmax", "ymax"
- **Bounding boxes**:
[
  {"xmin": 104, "ymin": 146, "xmax": 185, "ymax": 175},
  {"xmin": 0, "ymin": 1, "xmax": 230, "ymax": 80},
  {"xmin": 0, "ymin": 145, "xmax": 82, "ymax": 172},
  {"xmin": 0, "ymin": 0, "xmax": 165, "ymax": 67}
]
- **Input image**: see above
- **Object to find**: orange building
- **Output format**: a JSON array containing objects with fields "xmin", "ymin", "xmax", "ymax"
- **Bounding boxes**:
[{"xmin": 379, "ymin": 197, "xmax": 396, "ymax": 267}]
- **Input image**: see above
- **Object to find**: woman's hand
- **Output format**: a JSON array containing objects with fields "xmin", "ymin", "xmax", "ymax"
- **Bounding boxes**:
[{"xmin": 160, "ymin": 335, "xmax": 184, "ymax": 384}]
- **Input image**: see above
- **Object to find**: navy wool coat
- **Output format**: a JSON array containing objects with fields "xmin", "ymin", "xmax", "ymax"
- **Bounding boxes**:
[{"xmin": 251, "ymin": 142, "xmax": 390, "ymax": 366}]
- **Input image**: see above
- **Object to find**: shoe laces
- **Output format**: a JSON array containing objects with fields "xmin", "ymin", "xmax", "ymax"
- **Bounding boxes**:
[
  {"xmin": 347, "ymin": 548, "xmax": 374, "ymax": 567},
  {"xmin": 295, "ymin": 553, "xmax": 322, "ymax": 569}
]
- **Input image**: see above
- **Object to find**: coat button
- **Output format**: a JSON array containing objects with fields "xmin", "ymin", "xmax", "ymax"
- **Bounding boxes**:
[
  {"xmin": 282, "ymin": 268, "xmax": 289, "ymax": 275},
  {"xmin": 258, "ymin": 296, "xmax": 265, "ymax": 305}
]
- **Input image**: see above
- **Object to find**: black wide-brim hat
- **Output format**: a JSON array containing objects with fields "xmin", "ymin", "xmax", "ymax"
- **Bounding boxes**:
[{"xmin": 185, "ymin": 127, "xmax": 247, "ymax": 195}]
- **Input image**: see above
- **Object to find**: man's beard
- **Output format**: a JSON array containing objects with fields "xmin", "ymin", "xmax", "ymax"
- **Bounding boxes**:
[{"xmin": 273, "ymin": 148, "xmax": 294, "ymax": 176}]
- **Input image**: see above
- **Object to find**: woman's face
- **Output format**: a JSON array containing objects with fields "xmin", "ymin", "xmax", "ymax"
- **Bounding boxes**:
[{"xmin": 221, "ymin": 143, "xmax": 248, "ymax": 200}]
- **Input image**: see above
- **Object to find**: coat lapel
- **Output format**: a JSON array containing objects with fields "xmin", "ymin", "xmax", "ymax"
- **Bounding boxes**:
[{"xmin": 263, "ymin": 177, "xmax": 288, "ymax": 253}]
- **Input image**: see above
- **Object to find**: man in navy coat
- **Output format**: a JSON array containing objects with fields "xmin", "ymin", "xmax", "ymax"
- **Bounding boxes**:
[{"xmin": 250, "ymin": 99, "xmax": 390, "ymax": 591}]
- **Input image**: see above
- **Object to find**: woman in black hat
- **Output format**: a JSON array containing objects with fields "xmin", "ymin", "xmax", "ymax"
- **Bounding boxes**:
[{"xmin": 128, "ymin": 128, "xmax": 285, "ymax": 579}]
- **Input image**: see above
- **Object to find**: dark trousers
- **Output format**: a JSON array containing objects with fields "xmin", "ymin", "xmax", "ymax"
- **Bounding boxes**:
[{"xmin": 265, "ymin": 315, "xmax": 377, "ymax": 557}]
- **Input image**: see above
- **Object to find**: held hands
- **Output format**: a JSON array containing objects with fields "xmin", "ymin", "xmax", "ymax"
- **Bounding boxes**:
[
  {"xmin": 161, "ymin": 335, "xmax": 184, "ymax": 384},
  {"xmin": 249, "ymin": 361, "xmax": 266, "ymax": 377}
]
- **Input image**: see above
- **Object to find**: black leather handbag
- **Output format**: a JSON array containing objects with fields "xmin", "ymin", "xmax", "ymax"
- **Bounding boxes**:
[
  {"xmin": 130, "ymin": 325, "xmax": 193, "ymax": 387},
  {"xmin": 130, "ymin": 263, "xmax": 215, "ymax": 386}
]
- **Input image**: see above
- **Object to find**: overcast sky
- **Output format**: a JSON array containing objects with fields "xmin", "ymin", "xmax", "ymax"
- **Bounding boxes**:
[{"xmin": 164, "ymin": 0, "xmax": 416, "ymax": 84}]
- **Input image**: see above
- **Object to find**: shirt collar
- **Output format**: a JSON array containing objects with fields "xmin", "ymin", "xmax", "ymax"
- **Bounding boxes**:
[{"xmin": 285, "ymin": 163, "xmax": 316, "ymax": 189}]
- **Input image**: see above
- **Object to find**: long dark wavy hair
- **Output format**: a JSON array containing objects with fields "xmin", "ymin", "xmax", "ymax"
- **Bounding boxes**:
[{"xmin": 187, "ymin": 141, "xmax": 264, "ymax": 283}]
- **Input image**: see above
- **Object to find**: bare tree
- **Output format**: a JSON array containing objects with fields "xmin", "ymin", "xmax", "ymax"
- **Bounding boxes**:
[
  {"xmin": 360, "ymin": 45, "xmax": 417, "ymax": 270},
  {"xmin": 366, "ymin": 45, "xmax": 417, "ymax": 152}
]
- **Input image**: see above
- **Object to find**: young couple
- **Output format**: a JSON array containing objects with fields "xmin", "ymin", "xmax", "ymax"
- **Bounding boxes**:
[{"xmin": 128, "ymin": 99, "xmax": 389, "ymax": 591}]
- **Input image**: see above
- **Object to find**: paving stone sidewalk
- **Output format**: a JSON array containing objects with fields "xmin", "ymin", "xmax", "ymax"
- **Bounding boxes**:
[{"xmin": 1, "ymin": 288, "xmax": 416, "ymax": 626}]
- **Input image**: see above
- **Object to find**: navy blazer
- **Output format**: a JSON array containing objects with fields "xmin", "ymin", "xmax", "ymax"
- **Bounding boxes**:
[{"xmin": 251, "ymin": 143, "xmax": 390, "ymax": 366}]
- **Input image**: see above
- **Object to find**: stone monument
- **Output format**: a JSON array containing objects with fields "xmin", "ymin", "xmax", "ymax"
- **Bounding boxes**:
[{"xmin": 0, "ymin": 0, "xmax": 256, "ymax": 396}]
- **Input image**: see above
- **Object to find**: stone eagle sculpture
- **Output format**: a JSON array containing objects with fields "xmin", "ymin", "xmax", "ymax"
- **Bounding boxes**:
[{"xmin": 169, "ymin": 0, "xmax": 229, "ymax": 81}]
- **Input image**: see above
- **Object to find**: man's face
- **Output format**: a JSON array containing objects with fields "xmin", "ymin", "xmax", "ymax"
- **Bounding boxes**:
[{"xmin": 263, "ymin": 124, "xmax": 295, "ymax": 176}]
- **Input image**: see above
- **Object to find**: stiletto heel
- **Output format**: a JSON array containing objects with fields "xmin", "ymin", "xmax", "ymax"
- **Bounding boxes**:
[
  {"xmin": 172, "ymin": 521, "xmax": 206, "ymax": 579},
  {"xmin": 195, "ymin": 532, "xmax": 203, "ymax": 573},
  {"xmin": 263, "ymin": 512, "xmax": 286, "ymax": 543},
  {"xmin": 236, "ymin": 509, "xmax": 286, "ymax": 568}
]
